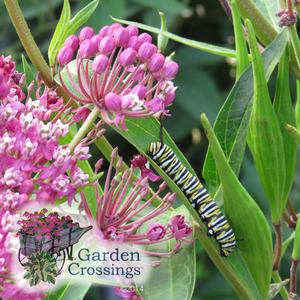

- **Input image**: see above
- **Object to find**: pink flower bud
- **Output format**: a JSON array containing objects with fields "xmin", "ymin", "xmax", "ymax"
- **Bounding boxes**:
[
  {"xmin": 99, "ymin": 25, "xmax": 109, "ymax": 37},
  {"xmin": 0, "ymin": 81, "xmax": 9, "ymax": 99},
  {"xmin": 138, "ymin": 33, "xmax": 152, "ymax": 44},
  {"xmin": 91, "ymin": 34, "xmax": 102, "ymax": 48},
  {"xmin": 132, "ymin": 84, "xmax": 147, "ymax": 99},
  {"xmin": 113, "ymin": 27, "xmax": 129, "ymax": 47},
  {"xmin": 146, "ymin": 96, "xmax": 165, "ymax": 112},
  {"xmin": 164, "ymin": 92, "xmax": 176, "ymax": 105},
  {"xmin": 138, "ymin": 42, "xmax": 157, "ymax": 62},
  {"xmin": 126, "ymin": 25, "xmax": 139, "ymax": 36},
  {"xmin": 78, "ymin": 39, "xmax": 97, "ymax": 58},
  {"xmin": 107, "ymin": 23, "xmax": 122, "ymax": 35},
  {"xmin": 99, "ymin": 36, "xmax": 116, "ymax": 55},
  {"xmin": 72, "ymin": 106, "xmax": 91, "ymax": 122},
  {"xmin": 119, "ymin": 48, "xmax": 137, "ymax": 66},
  {"xmin": 161, "ymin": 61, "xmax": 179, "ymax": 79},
  {"xmin": 57, "ymin": 46, "xmax": 74, "ymax": 65},
  {"xmin": 104, "ymin": 92, "xmax": 122, "ymax": 112},
  {"xmin": 79, "ymin": 26, "xmax": 95, "ymax": 42},
  {"xmin": 127, "ymin": 36, "xmax": 141, "ymax": 51},
  {"xmin": 92, "ymin": 54, "xmax": 109, "ymax": 74},
  {"xmin": 64, "ymin": 35, "xmax": 79, "ymax": 50},
  {"xmin": 147, "ymin": 223, "xmax": 166, "ymax": 241},
  {"xmin": 19, "ymin": 179, "xmax": 35, "ymax": 194},
  {"xmin": 148, "ymin": 53, "xmax": 165, "ymax": 72}
]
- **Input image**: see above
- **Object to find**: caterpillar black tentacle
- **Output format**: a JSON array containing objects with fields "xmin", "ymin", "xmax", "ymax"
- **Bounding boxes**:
[{"xmin": 147, "ymin": 141, "xmax": 236, "ymax": 257}]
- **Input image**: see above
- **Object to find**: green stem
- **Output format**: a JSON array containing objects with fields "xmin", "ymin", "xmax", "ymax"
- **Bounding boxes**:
[
  {"xmin": 68, "ymin": 107, "xmax": 99, "ymax": 152},
  {"xmin": 4, "ymin": 0, "xmax": 52, "ymax": 86},
  {"xmin": 272, "ymin": 271, "xmax": 289, "ymax": 300}
]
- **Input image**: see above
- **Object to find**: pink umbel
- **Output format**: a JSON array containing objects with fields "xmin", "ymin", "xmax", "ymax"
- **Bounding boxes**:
[
  {"xmin": 57, "ymin": 23, "xmax": 178, "ymax": 129},
  {"xmin": 0, "ymin": 55, "xmax": 99, "ymax": 299},
  {"xmin": 80, "ymin": 148, "xmax": 193, "ymax": 257}
]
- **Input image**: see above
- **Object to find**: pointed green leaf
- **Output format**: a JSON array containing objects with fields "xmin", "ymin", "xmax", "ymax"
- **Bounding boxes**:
[
  {"xmin": 246, "ymin": 19, "xmax": 286, "ymax": 222},
  {"xmin": 231, "ymin": 0, "xmax": 250, "ymax": 79},
  {"xmin": 48, "ymin": 0, "xmax": 71, "ymax": 67},
  {"xmin": 22, "ymin": 54, "xmax": 36, "ymax": 86},
  {"xmin": 66, "ymin": 0, "xmax": 99, "ymax": 38},
  {"xmin": 203, "ymin": 29, "xmax": 288, "ymax": 193},
  {"xmin": 201, "ymin": 113, "xmax": 273, "ymax": 300},
  {"xmin": 140, "ymin": 206, "xmax": 196, "ymax": 300},
  {"xmin": 295, "ymin": 80, "xmax": 300, "ymax": 130},
  {"xmin": 112, "ymin": 17, "xmax": 237, "ymax": 58},
  {"xmin": 273, "ymin": 48, "xmax": 297, "ymax": 204}
]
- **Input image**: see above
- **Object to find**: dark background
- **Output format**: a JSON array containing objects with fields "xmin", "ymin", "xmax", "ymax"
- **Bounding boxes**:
[{"xmin": 1, "ymin": 0, "xmax": 298, "ymax": 299}]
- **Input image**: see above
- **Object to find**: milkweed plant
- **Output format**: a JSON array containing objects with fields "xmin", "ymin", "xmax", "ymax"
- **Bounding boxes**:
[{"xmin": 2, "ymin": 0, "xmax": 300, "ymax": 299}]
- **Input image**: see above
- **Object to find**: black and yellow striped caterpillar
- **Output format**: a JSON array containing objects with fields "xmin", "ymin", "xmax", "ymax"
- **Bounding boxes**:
[{"xmin": 147, "ymin": 141, "xmax": 236, "ymax": 257}]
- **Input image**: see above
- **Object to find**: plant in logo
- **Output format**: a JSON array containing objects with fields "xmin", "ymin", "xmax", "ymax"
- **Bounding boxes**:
[{"xmin": 16, "ymin": 208, "xmax": 92, "ymax": 286}]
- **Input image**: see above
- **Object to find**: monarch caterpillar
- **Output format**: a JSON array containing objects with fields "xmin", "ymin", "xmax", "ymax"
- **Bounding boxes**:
[{"xmin": 147, "ymin": 141, "xmax": 236, "ymax": 257}]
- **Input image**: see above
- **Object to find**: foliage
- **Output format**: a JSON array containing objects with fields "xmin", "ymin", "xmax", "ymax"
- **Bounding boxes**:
[{"xmin": 3, "ymin": 0, "xmax": 300, "ymax": 299}]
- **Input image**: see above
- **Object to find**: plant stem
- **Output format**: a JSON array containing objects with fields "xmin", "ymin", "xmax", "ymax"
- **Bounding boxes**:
[
  {"xmin": 218, "ymin": 0, "xmax": 232, "ymax": 19},
  {"xmin": 273, "ymin": 222, "xmax": 283, "ymax": 270},
  {"xmin": 288, "ymin": 199, "xmax": 298, "ymax": 222},
  {"xmin": 290, "ymin": 259, "xmax": 298, "ymax": 294},
  {"xmin": 283, "ymin": 210, "xmax": 297, "ymax": 229},
  {"xmin": 68, "ymin": 107, "xmax": 99, "ymax": 152},
  {"xmin": 289, "ymin": 25, "xmax": 300, "ymax": 71},
  {"xmin": 4, "ymin": 0, "xmax": 52, "ymax": 86},
  {"xmin": 272, "ymin": 271, "xmax": 289, "ymax": 300}
]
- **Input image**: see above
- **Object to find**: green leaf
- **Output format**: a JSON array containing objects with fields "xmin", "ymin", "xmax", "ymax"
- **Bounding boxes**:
[
  {"xmin": 251, "ymin": 0, "xmax": 280, "ymax": 30},
  {"xmin": 157, "ymin": 11, "xmax": 168, "ymax": 52},
  {"xmin": 66, "ymin": 0, "xmax": 99, "ymax": 37},
  {"xmin": 141, "ymin": 206, "xmax": 195, "ymax": 300},
  {"xmin": 111, "ymin": 117, "xmax": 261, "ymax": 300},
  {"xmin": 45, "ymin": 282, "xmax": 92, "ymax": 300},
  {"xmin": 246, "ymin": 19, "xmax": 286, "ymax": 222},
  {"xmin": 231, "ymin": 0, "xmax": 250, "ymax": 79},
  {"xmin": 48, "ymin": 0, "xmax": 99, "ymax": 66},
  {"xmin": 22, "ymin": 54, "xmax": 36, "ymax": 86},
  {"xmin": 273, "ymin": 48, "xmax": 297, "ymax": 205},
  {"xmin": 112, "ymin": 17, "xmax": 237, "ymax": 58},
  {"xmin": 201, "ymin": 113, "xmax": 273, "ymax": 300},
  {"xmin": 295, "ymin": 80, "xmax": 300, "ymax": 130},
  {"xmin": 203, "ymin": 29, "xmax": 288, "ymax": 194},
  {"xmin": 48, "ymin": 0, "xmax": 71, "ymax": 67}
]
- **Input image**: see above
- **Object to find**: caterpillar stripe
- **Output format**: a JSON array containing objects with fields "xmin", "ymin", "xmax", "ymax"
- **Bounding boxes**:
[{"xmin": 147, "ymin": 142, "xmax": 236, "ymax": 257}]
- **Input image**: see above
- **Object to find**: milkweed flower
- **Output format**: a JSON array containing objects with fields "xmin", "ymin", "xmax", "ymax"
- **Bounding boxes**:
[
  {"xmin": 57, "ymin": 23, "xmax": 178, "ymax": 129},
  {"xmin": 80, "ymin": 148, "xmax": 193, "ymax": 257},
  {"xmin": 0, "ymin": 55, "xmax": 100, "ymax": 299}
]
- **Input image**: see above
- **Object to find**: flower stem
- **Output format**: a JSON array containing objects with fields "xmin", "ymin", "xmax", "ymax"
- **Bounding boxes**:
[
  {"xmin": 273, "ymin": 222, "xmax": 282, "ymax": 270},
  {"xmin": 218, "ymin": 0, "xmax": 232, "ymax": 19},
  {"xmin": 4, "ymin": 0, "xmax": 52, "ymax": 86},
  {"xmin": 272, "ymin": 271, "xmax": 289, "ymax": 300},
  {"xmin": 68, "ymin": 107, "xmax": 99, "ymax": 152},
  {"xmin": 290, "ymin": 259, "xmax": 298, "ymax": 294}
]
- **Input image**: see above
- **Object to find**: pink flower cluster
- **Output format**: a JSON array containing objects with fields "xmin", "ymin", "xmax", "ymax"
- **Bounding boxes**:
[
  {"xmin": 57, "ymin": 23, "xmax": 178, "ymax": 129},
  {"xmin": 0, "ymin": 55, "xmax": 95, "ymax": 300},
  {"xmin": 0, "ymin": 63, "xmax": 92, "ymax": 207},
  {"xmin": 81, "ymin": 148, "xmax": 193, "ymax": 257},
  {"xmin": 16, "ymin": 209, "xmax": 74, "ymax": 240}
]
